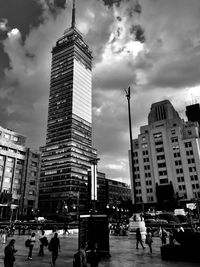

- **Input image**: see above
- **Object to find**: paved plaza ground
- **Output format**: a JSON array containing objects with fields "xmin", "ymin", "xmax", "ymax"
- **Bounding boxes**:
[{"xmin": 0, "ymin": 231, "xmax": 199, "ymax": 267}]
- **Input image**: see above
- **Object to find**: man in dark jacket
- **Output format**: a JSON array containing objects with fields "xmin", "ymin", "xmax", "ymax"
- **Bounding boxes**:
[
  {"xmin": 48, "ymin": 232, "xmax": 61, "ymax": 267},
  {"xmin": 4, "ymin": 239, "xmax": 17, "ymax": 267}
]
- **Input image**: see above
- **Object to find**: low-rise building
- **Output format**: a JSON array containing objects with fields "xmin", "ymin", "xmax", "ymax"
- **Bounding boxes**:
[{"xmin": 0, "ymin": 126, "xmax": 40, "ymax": 220}]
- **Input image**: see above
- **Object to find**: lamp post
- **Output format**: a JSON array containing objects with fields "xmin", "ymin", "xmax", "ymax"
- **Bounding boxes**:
[{"xmin": 124, "ymin": 86, "xmax": 137, "ymax": 205}]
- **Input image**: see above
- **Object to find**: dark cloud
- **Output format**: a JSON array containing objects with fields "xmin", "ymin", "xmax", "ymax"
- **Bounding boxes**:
[{"xmin": 130, "ymin": 24, "xmax": 145, "ymax": 43}]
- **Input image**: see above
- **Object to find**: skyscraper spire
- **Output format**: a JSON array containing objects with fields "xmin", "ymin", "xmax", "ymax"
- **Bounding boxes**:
[{"xmin": 71, "ymin": 0, "xmax": 76, "ymax": 28}]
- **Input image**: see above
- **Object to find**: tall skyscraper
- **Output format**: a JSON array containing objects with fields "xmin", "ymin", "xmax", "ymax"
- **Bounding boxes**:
[
  {"xmin": 39, "ymin": 1, "xmax": 97, "ymax": 217},
  {"xmin": 129, "ymin": 100, "xmax": 200, "ymax": 209}
]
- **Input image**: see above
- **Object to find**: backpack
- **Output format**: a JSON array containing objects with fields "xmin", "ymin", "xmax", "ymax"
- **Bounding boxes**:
[
  {"xmin": 25, "ymin": 239, "xmax": 31, "ymax": 247},
  {"xmin": 41, "ymin": 236, "xmax": 49, "ymax": 247},
  {"xmin": 73, "ymin": 251, "xmax": 81, "ymax": 267}
]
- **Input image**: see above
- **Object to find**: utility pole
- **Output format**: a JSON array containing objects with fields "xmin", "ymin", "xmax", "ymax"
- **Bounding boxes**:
[{"xmin": 125, "ymin": 86, "xmax": 137, "ymax": 205}]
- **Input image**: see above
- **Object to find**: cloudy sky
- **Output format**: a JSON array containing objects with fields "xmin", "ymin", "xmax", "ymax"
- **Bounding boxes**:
[{"xmin": 0, "ymin": 0, "xmax": 200, "ymax": 185}]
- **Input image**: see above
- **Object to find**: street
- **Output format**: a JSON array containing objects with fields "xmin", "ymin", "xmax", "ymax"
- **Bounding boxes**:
[{"xmin": 0, "ymin": 231, "xmax": 199, "ymax": 267}]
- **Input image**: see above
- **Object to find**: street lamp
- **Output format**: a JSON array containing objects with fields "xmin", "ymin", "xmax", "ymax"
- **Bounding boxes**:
[{"xmin": 124, "ymin": 86, "xmax": 137, "ymax": 205}]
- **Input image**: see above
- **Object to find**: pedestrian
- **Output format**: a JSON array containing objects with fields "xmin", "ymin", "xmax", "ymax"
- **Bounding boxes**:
[
  {"xmin": 136, "ymin": 228, "xmax": 145, "ymax": 249},
  {"xmin": 38, "ymin": 230, "xmax": 48, "ymax": 256},
  {"xmin": 145, "ymin": 228, "xmax": 153, "ymax": 254},
  {"xmin": 159, "ymin": 227, "xmax": 168, "ymax": 245},
  {"xmin": 169, "ymin": 229, "xmax": 175, "ymax": 245},
  {"xmin": 2, "ymin": 228, "xmax": 8, "ymax": 244},
  {"xmin": 89, "ymin": 243, "xmax": 100, "ymax": 267},
  {"xmin": 63, "ymin": 222, "xmax": 70, "ymax": 235},
  {"xmin": 4, "ymin": 239, "xmax": 17, "ymax": 267},
  {"xmin": 48, "ymin": 232, "xmax": 61, "ymax": 267},
  {"xmin": 27, "ymin": 232, "xmax": 36, "ymax": 260},
  {"xmin": 73, "ymin": 242, "xmax": 87, "ymax": 267}
]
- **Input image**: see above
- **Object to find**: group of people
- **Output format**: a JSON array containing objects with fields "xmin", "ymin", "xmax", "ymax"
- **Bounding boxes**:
[{"xmin": 3, "ymin": 230, "xmax": 61, "ymax": 267}]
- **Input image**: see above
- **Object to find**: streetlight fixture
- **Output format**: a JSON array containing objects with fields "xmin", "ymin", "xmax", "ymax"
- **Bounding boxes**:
[{"xmin": 124, "ymin": 86, "xmax": 137, "ymax": 206}]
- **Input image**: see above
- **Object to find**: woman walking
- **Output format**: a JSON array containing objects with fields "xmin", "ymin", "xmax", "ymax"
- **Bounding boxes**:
[
  {"xmin": 136, "ymin": 228, "xmax": 145, "ymax": 249},
  {"xmin": 4, "ymin": 239, "xmax": 17, "ymax": 267},
  {"xmin": 27, "ymin": 232, "xmax": 36, "ymax": 260},
  {"xmin": 145, "ymin": 228, "xmax": 153, "ymax": 254},
  {"xmin": 48, "ymin": 232, "xmax": 60, "ymax": 267}
]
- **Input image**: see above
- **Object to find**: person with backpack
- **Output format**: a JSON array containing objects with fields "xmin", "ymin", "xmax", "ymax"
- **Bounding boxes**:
[
  {"xmin": 73, "ymin": 242, "xmax": 88, "ymax": 267},
  {"xmin": 48, "ymin": 232, "xmax": 60, "ymax": 267},
  {"xmin": 38, "ymin": 230, "xmax": 48, "ymax": 256},
  {"xmin": 145, "ymin": 228, "xmax": 153, "ymax": 254},
  {"xmin": 27, "ymin": 232, "xmax": 36, "ymax": 260}
]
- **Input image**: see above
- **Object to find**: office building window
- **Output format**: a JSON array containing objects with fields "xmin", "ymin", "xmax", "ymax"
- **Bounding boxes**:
[
  {"xmin": 178, "ymin": 185, "xmax": 186, "ymax": 190},
  {"xmin": 156, "ymin": 147, "xmax": 164, "ymax": 153},
  {"xmin": 192, "ymin": 184, "xmax": 199, "ymax": 189},
  {"xmin": 144, "ymin": 165, "xmax": 150, "ymax": 170},
  {"xmin": 171, "ymin": 129, "xmax": 176, "ymax": 134},
  {"xmin": 146, "ymin": 180, "xmax": 152, "ymax": 186},
  {"xmin": 145, "ymin": 172, "xmax": 151, "ymax": 178},
  {"xmin": 147, "ymin": 188, "xmax": 153, "ymax": 193},
  {"xmin": 175, "ymin": 160, "xmax": 182, "ymax": 166},
  {"xmin": 176, "ymin": 168, "xmax": 183, "ymax": 174},
  {"xmin": 135, "ymin": 181, "xmax": 141, "ymax": 187},
  {"xmin": 7, "ymin": 157, "xmax": 14, "ymax": 163},
  {"xmin": 158, "ymin": 162, "xmax": 166, "ymax": 168},
  {"xmin": 143, "ymin": 150, "xmax": 148, "ymax": 156},
  {"xmin": 159, "ymin": 170, "xmax": 167, "ymax": 176},
  {"xmin": 142, "ymin": 143, "xmax": 148, "ymax": 148},
  {"xmin": 190, "ymin": 175, "xmax": 198, "ymax": 181},
  {"xmin": 147, "ymin": 196, "xmax": 154, "ymax": 202},
  {"xmin": 186, "ymin": 150, "xmax": 193, "ymax": 156},
  {"xmin": 29, "ymin": 190, "xmax": 35, "ymax": 195},
  {"xmin": 185, "ymin": 142, "xmax": 192, "ymax": 148},
  {"xmin": 157, "ymin": 155, "xmax": 165, "ymax": 160},
  {"xmin": 177, "ymin": 177, "xmax": 184, "ymax": 183},
  {"xmin": 143, "ymin": 158, "xmax": 149, "ymax": 163},
  {"xmin": 30, "ymin": 180, "xmax": 36, "ymax": 186},
  {"xmin": 171, "ymin": 137, "xmax": 178, "ymax": 143},
  {"xmin": 189, "ymin": 166, "xmax": 196, "ymax": 172},
  {"xmin": 174, "ymin": 152, "xmax": 180, "ymax": 158},
  {"xmin": 160, "ymin": 178, "xmax": 168, "ymax": 184},
  {"xmin": 187, "ymin": 158, "xmax": 195, "ymax": 164}
]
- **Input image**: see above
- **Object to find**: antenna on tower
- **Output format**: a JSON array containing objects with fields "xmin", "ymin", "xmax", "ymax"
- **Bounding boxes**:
[{"xmin": 71, "ymin": 0, "xmax": 76, "ymax": 28}]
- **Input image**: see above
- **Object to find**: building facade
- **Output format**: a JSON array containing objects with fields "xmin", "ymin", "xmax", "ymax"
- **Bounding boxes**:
[
  {"xmin": 129, "ymin": 100, "xmax": 200, "ymax": 209},
  {"xmin": 0, "ymin": 126, "xmax": 40, "ymax": 220},
  {"xmin": 39, "ymin": 2, "xmax": 97, "ymax": 217},
  {"xmin": 186, "ymin": 103, "xmax": 200, "ymax": 126}
]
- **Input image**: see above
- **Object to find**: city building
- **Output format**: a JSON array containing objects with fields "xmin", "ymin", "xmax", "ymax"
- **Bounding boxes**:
[
  {"xmin": 186, "ymin": 103, "xmax": 200, "ymax": 126},
  {"xmin": 38, "ymin": 1, "xmax": 97, "ymax": 217},
  {"xmin": 129, "ymin": 100, "xmax": 200, "ymax": 210},
  {"xmin": 0, "ymin": 126, "xmax": 40, "ymax": 220}
]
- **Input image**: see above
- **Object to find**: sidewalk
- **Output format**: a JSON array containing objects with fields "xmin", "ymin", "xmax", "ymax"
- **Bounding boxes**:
[{"xmin": 0, "ymin": 232, "xmax": 199, "ymax": 267}]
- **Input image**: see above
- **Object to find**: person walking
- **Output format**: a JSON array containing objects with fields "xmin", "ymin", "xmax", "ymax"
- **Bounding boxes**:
[
  {"xmin": 38, "ymin": 230, "xmax": 48, "ymax": 256},
  {"xmin": 145, "ymin": 228, "xmax": 153, "ymax": 254},
  {"xmin": 4, "ymin": 239, "xmax": 17, "ymax": 267},
  {"xmin": 73, "ymin": 242, "xmax": 88, "ymax": 267},
  {"xmin": 48, "ymin": 232, "xmax": 60, "ymax": 267},
  {"xmin": 159, "ymin": 227, "xmax": 168, "ymax": 245},
  {"xmin": 2, "ymin": 228, "xmax": 8, "ymax": 244},
  {"xmin": 136, "ymin": 228, "xmax": 145, "ymax": 249},
  {"xmin": 27, "ymin": 232, "xmax": 36, "ymax": 260}
]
